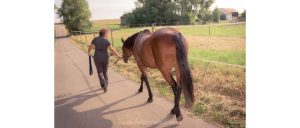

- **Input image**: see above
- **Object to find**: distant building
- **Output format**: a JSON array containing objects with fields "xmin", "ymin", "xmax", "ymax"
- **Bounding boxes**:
[
  {"xmin": 120, "ymin": 14, "xmax": 128, "ymax": 26},
  {"xmin": 218, "ymin": 8, "xmax": 239, "ymax": 22}
]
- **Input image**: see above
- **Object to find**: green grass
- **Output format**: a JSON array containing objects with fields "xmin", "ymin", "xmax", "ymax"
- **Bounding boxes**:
[
  {"xmin": 176, "ymin": 23, "xmax": 245, "ymax": 37},
  {"xmin": 90, "ymin": 19, "xmax": 121, "ymax": 31},
  {"xmin": 158, "ymin": 85, "xmax": 169, "ymax": 96},
  {"xmin": 193, "ymin": 102, "xmax": 208, "ymax": 115},
  {"xmin": 209, "ymin": 24, "xmax": 245, "ymax": 37},
  {"xmin": 189, "ymin": 48, "xmax": 246, "ymax": 66}
]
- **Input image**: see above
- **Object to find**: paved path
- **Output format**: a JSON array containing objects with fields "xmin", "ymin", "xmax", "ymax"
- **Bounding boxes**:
[{"xmin": 55, "ymin": 24, "xmax": 220, "ymax": 128}]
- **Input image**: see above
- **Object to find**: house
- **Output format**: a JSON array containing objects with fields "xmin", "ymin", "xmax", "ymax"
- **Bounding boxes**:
[
  {"xmin": 218, "ymin": 8, "xmax": 239, "ymax": 22},
  {"xmin": 120, "ymin": 14, "xmax": 128, "ymax": 26}
]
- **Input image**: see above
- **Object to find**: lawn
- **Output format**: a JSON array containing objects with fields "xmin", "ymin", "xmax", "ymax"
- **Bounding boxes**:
[
  {"xmin": 189, "ymin": 48, "xmax": 246, "ymax": 66},
  {"xmin": 178, "ymin": 23, "xmax": 246, "ymax": 37}
]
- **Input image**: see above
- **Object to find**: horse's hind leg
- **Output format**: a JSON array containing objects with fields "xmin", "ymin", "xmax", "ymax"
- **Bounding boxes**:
[
  {"xmin": 171, "ymin": 76, "xmax": 183, "ymax": 121},
  {"xmin": 160, "ymin": 69, "xmax": 183, "ymax": 121}
]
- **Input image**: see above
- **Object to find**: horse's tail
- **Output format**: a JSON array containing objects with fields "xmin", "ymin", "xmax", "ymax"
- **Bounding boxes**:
[{"xmin": 173, "ymin": 32, "xmax": 194, "ymax": 108}]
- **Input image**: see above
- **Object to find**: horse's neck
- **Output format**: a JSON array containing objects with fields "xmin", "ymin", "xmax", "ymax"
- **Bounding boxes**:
[
  {"xmin": 135, "ymin": 33, "xmax": 151, "ymax": 48},
  {"xmin": 133, "ymin": 34, "xmax": 151, "ymax": 61}
]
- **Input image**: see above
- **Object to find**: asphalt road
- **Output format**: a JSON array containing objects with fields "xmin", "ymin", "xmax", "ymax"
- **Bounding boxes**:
[{"xmin": 54, "ymin": 24, "xmax": 220, "ymax": 128}]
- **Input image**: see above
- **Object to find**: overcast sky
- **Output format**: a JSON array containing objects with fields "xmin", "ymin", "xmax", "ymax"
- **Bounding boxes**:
[{"xmin": 54, "ymin": 0, "xmax": 246, "ymax": 22}]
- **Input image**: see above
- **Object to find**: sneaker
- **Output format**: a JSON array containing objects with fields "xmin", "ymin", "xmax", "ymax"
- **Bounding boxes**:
[{"xmin": 103, "ymin": 84, "xmax": 108, "ymax": 93}]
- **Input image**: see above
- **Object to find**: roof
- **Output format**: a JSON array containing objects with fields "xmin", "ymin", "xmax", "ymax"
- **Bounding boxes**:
[
  {"xmin": 218, "ymin": 8, "xmax": 238, "ymax": 14},
  {"xmin": 120, "ymin": 14, "xmax": 129, "ymax": 18}
]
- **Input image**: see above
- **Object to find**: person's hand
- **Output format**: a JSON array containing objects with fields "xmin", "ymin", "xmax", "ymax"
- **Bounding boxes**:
[
  {"xmin": 88, "ymin": 52, "xmax": 92, "ymax": 56},
  {"xmin": 117, "ymin": 55, "xmax": 123, "ymax": 59}
]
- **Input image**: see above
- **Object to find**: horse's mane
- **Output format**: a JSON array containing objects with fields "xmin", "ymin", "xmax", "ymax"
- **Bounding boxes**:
[
  {"xmin": 123, "ymin": 32, "xmax": 140, "ymax": 48},
  {"xmin": 123, "ymin": 29, "xmax": 151, "ymax": 48}
]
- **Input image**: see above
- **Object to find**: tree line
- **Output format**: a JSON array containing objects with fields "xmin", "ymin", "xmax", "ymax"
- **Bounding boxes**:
[{"xmin": 124, "ymin": 0, "xmax": 217, "ymax": 26}]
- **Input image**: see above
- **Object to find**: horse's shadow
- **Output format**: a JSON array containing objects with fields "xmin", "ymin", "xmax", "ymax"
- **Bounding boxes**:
[
  {"xmin": 55, "ymin": 88, "xmax": 147, "ymax": 128},
  {"xmin": 147, "ymin": 113, "xmax": 179, "ymax": 128}
]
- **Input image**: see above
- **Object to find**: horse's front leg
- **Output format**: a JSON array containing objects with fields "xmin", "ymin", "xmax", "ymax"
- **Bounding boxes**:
[
  {"xmin": 137, "ymin": 62, "xmax": 153, "ymax": 103},
  {"xmin": 142, "ymin": 73, "xmax": 153, "ymax": 103},
  {"xmin": 138, "ymin": 75, "xmax": 144, "ymax": 93}
]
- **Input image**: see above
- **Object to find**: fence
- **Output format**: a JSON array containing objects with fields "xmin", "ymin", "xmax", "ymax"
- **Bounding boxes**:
[
  {"xmin": 70, "ymin": 22, "xmax": 220, "ymax": 44},
  {"xmin": 71, "ymin": 31, "xmax": 102, "ymax": 47},
  {"xmin": 121, "ymin": 22, "xmax": 245, "ymax": 36},
  {"xmin": 70, "ymin": 23, "xmax": 157, "ymax": 47},
  {"xmin": 123, "ymin": 22, "xmax": 213, "ymax": 35}
]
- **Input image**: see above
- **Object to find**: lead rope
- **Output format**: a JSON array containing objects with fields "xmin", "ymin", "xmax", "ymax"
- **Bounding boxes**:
[
  {"xmin": 89, "ymin": 55, "xmax": 93, "ymax": 75},
  {"xmin": 108, "ymin": 57, "xmax": 121, "ymax": 67}
]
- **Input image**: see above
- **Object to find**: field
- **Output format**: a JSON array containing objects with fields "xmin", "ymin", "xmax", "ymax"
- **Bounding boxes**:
[{"xmin": 71, "ymin": 19, "xmax": 246, "ymax": 128}]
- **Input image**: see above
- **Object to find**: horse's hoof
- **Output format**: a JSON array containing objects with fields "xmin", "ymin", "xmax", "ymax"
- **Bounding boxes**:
[
  {"xmin": 147, "ymin": 98, "xmax": 153, "ymax": 103},
  {"xmin": 103, "ymin": 87, "xmax": 107, "ymax": 93},
  {"xmin": 170, "ymin": 109, "xmax": 176, "ymax": 115},
  {"xmin": 176, "ymin": 115, "xmax": 183, "ymax": 121},
  {"xmin": 138, "ymin": 89, "xmax": 143, "ymax": 93}
]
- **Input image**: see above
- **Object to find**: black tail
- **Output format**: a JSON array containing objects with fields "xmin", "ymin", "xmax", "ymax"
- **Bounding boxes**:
[{"xmin": 173, "ymin": 32, "xmax": 194, "ymax": 108}]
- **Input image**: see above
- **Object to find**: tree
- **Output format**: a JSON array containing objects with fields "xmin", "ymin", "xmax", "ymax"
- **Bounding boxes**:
[
  {"xmin": 212, "ymin": 7, "xmax": 220, "ymax": 23},
  {"xmin": 124, "ymin": 0, "xmax": 215, "ymax": 26},
  {"xmin": 57, "ymin": 0, "xmax": 92, "ymax": 32},
  {"xmin": 197, "ymin": 0, "xmax": 214, "ymax": 24},
  {"xmin": 54, "ymin": 4, "xmax": 57, "ymax": 10},
  {"xmin": 125, "ymin": 0, "xmax": 180, "ymax": 25},
  {"xmin": 180, "ymin": 12, "xmax": 197, "ymax": 24},
  {"xmin": 241, "ymin": 10, "xmax": 246, "ymax": 21}
]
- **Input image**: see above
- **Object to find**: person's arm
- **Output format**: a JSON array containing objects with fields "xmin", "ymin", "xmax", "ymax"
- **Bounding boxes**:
[
  {"xmin": 108, "ymin": 45, "xmax": 122, "ymax": 58},
  {"xmin": 88, "ymin": 44, "xmax": 95, "ymax": 56}
]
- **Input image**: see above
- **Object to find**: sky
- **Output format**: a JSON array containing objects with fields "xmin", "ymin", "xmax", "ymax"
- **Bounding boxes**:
[{"xmin": 54, "ymin": 0, "xmax": 246, "ymax": 22}]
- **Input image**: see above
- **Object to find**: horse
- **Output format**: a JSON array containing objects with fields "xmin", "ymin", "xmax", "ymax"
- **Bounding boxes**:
[{"xmin": 121, "ymin": 27, "xmax": 194, "ymax": 121}]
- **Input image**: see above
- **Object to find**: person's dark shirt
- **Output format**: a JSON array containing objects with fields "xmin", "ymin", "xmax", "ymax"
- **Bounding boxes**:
[{"xmin": 92, "ymin": 36, "xmax": 111, "ymax": 62}]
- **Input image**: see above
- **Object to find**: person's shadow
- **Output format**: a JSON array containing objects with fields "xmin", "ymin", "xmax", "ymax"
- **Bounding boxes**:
[
  {"xmin": 55, "ymin": 88, "xmax": 147, "ymax": 128},
  {"xmin": 55, "ymin": 35, "xmax": 70, "ymax": 39}
]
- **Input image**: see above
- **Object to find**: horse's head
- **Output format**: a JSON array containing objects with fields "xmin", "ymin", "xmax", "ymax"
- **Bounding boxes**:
[
  {"xmin": 121, "ymin": 32, "xmax": 140, "ymax": 63},
  {"xmin": 121, "ymin": 37, "xmax": 133, "ymax": 63}
]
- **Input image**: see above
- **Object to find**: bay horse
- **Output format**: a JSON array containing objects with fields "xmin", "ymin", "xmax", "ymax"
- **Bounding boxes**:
[{"xmin": 121, "ymin": 28, "xmax": 194, "ymax": 121}]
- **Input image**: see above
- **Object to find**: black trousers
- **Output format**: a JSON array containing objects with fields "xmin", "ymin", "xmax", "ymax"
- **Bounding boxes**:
[{"xmin": 94, "ymin": 58, "xmax": 109, "ymax": 87}]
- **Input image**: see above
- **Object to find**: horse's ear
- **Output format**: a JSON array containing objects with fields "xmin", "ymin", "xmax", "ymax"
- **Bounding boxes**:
[{"xmin": 121, "ymin": 38, "xmax": 125, "ymax": 43}]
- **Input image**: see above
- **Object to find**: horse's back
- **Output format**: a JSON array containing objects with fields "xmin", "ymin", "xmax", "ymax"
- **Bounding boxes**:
[
  {"xmin": 150, "ymin": 27, "xmax": 183, "ymax": 69},
  {"xmin": 152, "ymin": 27, "xmax": 179, "ymax": 37}
]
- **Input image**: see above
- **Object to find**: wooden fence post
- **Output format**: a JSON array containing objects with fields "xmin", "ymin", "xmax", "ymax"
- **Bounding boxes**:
[
  {"xmin": 77, "ymin": 31, "xmax": 79, "ymax": 40},
  {"xmin": 110, "ymin": 28, "xmax": 114, "ymax": 47},
  {"xmin": 209, "ymin": 22, "xmax": 211, "ymax": 36},
  {"xmin": 75, "ymin": 31, "xmax": 78, "ymax": 40},
  {"xmin": 84, "ymin": 32, "xmax": 87, "ymax": 45},
  {"xmin": 79, "ymin": 31, "xmax": 82, "ymax": 41},
  {"xmin": 151, "ymin": 23, "xmax": 155, "ymax": 32}
]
